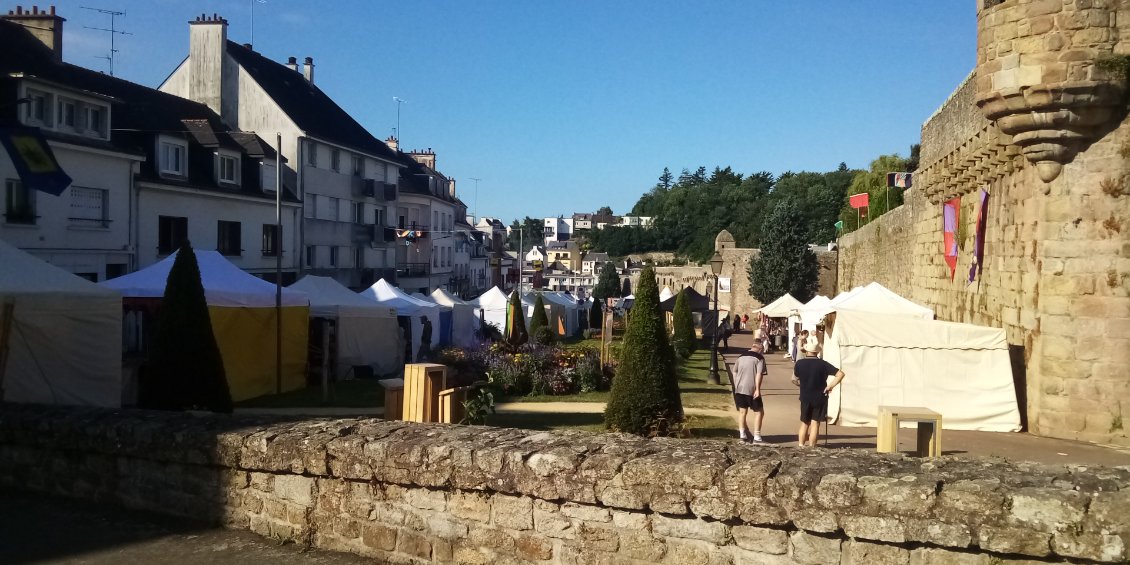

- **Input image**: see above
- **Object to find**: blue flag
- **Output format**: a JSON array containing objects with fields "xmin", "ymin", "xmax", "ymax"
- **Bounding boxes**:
[{"xmin": 0, "ymin": 127, "xmax": 72, "ymax": 196}]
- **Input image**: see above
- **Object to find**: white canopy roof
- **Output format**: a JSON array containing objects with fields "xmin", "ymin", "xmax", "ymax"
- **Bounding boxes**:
[
  {"xmin": 831, "ymin": 282, "xmax": 934, "ymax": 320},
  {"xmin": 101, "ymin": 250, "xmax": 308, "ymax": 307},
  {"xmin": 659, "ymin": 286, "xmax": 675, "ymax": 301},
  {"xmin": 289, "ymin": 275, "xmax": 396, "ymax": 318},
  {"xmin": 798, "ymin": 295, "xmax": 833, "ymax": 326},
  {"xmin": 757, "ymin": 293, "xmax": 804, "ymax": 317},
  {"xmin": 469, "ymin": 286, "xmax": 510, "ymax": 309},
  {"xmin": 359, "ymin": 279, "xmax": 440, "ymax": 317},
  {"xmin": 430, "ymin": 288, "xmax": 468, "ymax": 306}
]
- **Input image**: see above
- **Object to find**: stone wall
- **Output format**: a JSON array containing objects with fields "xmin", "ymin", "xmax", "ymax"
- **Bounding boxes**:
[
  {"xmin": 2, "ymin": 405, "xmax": 1129, "ymax": 564},
  {"xmin": 838, "ymin": 2, "xmax": 1130, "ymax": 446}
]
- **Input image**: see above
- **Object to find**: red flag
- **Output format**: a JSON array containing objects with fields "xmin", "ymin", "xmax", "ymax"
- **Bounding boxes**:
[
  {"xmin": 849, "ymin": 193, "xmax": 869, "ymax": 209},
  {"xmin": 943, "ymin": 197, "xmax": 961, "ymax": 281}
]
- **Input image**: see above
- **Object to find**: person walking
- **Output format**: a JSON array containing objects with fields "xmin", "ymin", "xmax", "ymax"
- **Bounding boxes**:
[
  {"xmin": 720, "ymin": 317, "xmax": 732, "ymax": 349},
  {"xmin": 417, "ymin": 316, "xmax": 433, "ymax": 362},
  {"xmin": 733, "ymin": 342, "xmax": 768, "ymax": 442},
  {"xmin": 792, "ymin": 335, "xmax": 845, "ymax": 447}
]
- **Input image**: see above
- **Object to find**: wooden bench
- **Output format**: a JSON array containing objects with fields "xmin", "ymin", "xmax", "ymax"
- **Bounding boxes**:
[
  {"xmin": 437, "ymin": 383, "xmax": 488, "ymax": 424},
  {"xmin": 377, "ymin": 378, "xmax": 404, "ymax": 421},
  {"xmin": 877, "ymin": 405, "xmax": 942, "ymax": 457},
  {"xmin": 402, "ymin": 363, "xmax": 448, "ymax": 423}
]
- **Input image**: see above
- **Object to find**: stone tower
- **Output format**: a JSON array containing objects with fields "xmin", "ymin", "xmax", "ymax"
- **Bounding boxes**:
[{"xmin": 714, "ymin": 229, "xmax": 736, "ymax": 252}]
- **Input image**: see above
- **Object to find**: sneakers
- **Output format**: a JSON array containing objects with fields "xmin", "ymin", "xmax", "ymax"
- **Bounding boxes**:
[{"xmin": 752, "ymin": 434, "xmax": 764, "ymax": 443}]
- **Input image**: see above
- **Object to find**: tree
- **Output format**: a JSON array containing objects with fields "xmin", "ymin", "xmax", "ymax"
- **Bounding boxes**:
[
  {"xmin": 592, "ymin": 262, "xmax": 621, "ymax": 301},
  {"xmin": 506, "ymin": 291, "xmax": 528, "ymax": 346},
  {"xmin": 748, "ymin": 199, "xmax": 820, "ymax": 304},
  {"xmin": 144, "ymin": 242, "xmax": 232, "ymax": 413},
  {"xmin": 604, "ymin": 266, "xmax": 683, "ymax": 435},
  {"xmin": 671, "ymin": 288, "xmax": 696, "ymax": 359},
  {"xmin": 529, "ymin": 293, "xmax": 554, "ymax": 345},
  {"xmin": 588, "ymin": 300, "xmax": 602, "ymax": 331},
  {"xmin": 658, "ymin": 167, "xmax": 674, "ymax": 190},
  {"xmin": 596, "ymin": 205, "xmax": 614, "ymax": 216},
  {"xmin": 621, "ymin": 277, "xmax": 632, "ymax": 297},
  {"xmin": 507, "ymin": 216, "xmax": 544, "ymax": 252}
]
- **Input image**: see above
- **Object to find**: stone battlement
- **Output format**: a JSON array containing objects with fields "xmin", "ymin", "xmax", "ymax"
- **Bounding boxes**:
[{"xmin": 1, "ymin": 405, "xmax": 1127, "ymax": 563}]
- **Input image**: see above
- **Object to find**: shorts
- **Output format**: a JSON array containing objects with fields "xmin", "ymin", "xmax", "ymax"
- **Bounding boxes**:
[
  {"xmin": 734, "ymin": 393, "xmax": 764, "ymax": 411},
  {"xmin": 799, "ymin": 399, "xmax": 828, "ymax": 423}
]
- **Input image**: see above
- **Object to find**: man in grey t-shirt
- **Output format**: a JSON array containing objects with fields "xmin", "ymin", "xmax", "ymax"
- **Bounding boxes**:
[{"xmin": 733, "ymin": 342, "xmax": 768, "ymax": 442}]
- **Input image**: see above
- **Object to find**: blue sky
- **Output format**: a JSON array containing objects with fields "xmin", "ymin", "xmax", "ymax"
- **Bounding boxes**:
[{"xmin": 50, "ymin": 1, "xmax": 974, "ymax": 223}]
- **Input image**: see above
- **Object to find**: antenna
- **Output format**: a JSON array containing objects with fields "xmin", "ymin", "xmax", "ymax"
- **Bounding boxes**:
[
  {"xmin": 393, "ymin": 97, "xmax": 407, "ymax": 145},
  {"xmin": 81, "ymin": 6, "xmax": 131, "ymax": 76},
  {"xmin": 468, "ymin": 177, "xmax": 482, "ymax": 224},
  {"xmin": 250, "ymin": 0, "xmax": 267, "ymax": 47}
]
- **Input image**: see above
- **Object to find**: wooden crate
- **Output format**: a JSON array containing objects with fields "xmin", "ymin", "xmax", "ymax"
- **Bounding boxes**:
[
  {"xmin": 402, "ymin": 363, "xmax": 447, "ymax": 423},
  {"xmin": 438, "ymin": 386, "xmax": 469, "ymax": 424},
  {"xmin": 378, "ymin": 378, "xmax": 404, "ymax": 420},
  {"xmin": 877, "ymin": 405, "xmax": 943, "ymax": 457}
]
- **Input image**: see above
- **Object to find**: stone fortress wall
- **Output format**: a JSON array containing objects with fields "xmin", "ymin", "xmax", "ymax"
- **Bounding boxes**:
[
  {"xmin": 837, "ymin": 1, "xmax": 1130, "ymax": 446},
  {"xmin": 1, "ymin": 405, "xmax": 1128, "ymax": 564}
]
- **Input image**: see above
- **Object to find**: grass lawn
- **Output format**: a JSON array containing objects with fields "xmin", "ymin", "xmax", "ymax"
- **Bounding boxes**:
[
  {"xmin": 234, "ymin": 379, "xmax": 385, "ymax": 409},
  {"xmin": 486, "ymin": 411, "xmax": 736, "ymax": 438}
]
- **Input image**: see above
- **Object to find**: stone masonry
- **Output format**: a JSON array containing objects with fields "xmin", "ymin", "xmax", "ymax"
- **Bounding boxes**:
[
  {"xmin": 838, "ymin": 1, "xmax": 1130, "ymax": 446},
  {"xmin": 2, "ymin": 405, "xmax": 1129, "ymax": 564}
]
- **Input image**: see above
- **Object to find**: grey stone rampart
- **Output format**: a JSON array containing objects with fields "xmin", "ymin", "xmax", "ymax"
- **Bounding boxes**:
[{"xmin": 1, "ymin": 405, "xmax": 1128, "ymax": 563}]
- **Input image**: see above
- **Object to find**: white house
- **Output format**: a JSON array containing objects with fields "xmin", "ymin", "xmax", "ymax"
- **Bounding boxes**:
[
  {"xmin": 159, "ymin": 14, "xmax": 403, "ymax": 289},
  {"xmin": 393, "ymin": 149, "xmax": 459, "ymax": 294},
  {"xmin": 543, "ymin": 216, "xmax": 573, "ymax": 243}
]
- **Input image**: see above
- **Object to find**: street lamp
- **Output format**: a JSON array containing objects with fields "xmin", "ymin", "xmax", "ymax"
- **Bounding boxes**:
[{"xmin": 708, "ymin": 252, "xmax": 724, "ymax": 385}]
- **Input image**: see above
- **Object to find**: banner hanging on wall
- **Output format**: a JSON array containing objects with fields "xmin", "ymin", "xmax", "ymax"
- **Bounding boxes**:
[
  {"xmin": 968, "ymin": 189, "xmax": 989, "ymax": 285},
  {"xmin": 943, "ymin": 197, "xmax": 961, "ymax": 281}
]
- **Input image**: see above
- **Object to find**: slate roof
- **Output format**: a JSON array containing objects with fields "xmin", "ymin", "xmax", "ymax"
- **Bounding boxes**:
[
  {"xmin": 226, "ymin": 42, "xmax": 400, "ymax": 163},
  {"xmin": 0, "ymin": 20, "xmax": 297, "ymax": 203}
]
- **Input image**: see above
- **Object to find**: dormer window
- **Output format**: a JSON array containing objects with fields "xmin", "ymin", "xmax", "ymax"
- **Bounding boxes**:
[
  {"xmin": 25, "ymin": 89, "xmax": 51, "ymax": 126},
  {"xmin": 158, "ymin": 136, "xmax": 188, "ymax": 176},
  {"xmin": 216, "ymin": 150, "xmax": 240, "ymax": 185},
  {"xmin": 57, "ymin": 99, "xmax": 76, "ymax": 128}
]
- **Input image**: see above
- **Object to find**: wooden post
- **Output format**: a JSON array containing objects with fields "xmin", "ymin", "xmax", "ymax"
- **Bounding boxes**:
[
  {"xmin": 321, "ymin": 318, "xmax": 331, "ymax": 403},
  {"xmin": 0, "ymin": 298, "xmax": 14, "ymax": 401}
]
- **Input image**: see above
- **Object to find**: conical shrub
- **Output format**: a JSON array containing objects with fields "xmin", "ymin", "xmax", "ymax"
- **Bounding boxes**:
[
  {"xmin": 588, "ymin": 300, "xmax": 602, "ymax": 332},
  {"xmin": 530, "ymin": 293, "xmax": 554, "ymax": 345},
  {"xmin": 604, "ymin": 266, "xmax": 683, "ymax": 435},
  {"xmin": 671, "ymin": 289, "xmax": 696, "ymax": 359},
  {"xmin": 146, "ymin": 242, "xmax": 232, "ymax": 413},
  {"xmin": 506, "ymin": 290, "xmax": 528, "ymax": 346}
]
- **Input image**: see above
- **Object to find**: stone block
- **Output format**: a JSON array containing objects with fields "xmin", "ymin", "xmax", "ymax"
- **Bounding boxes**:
[
  {"xmin": 815, "ymin": 473, "xmax": 862, "ymax": 509},
  {"xmin": 534, "ymin": 500, "xmax": 574, "ymax": 539},
  {"xmin": 362, "ymin": 523, "xmax": 398, "ymax": 552},
  {"xmin": 841, "ymin": 515, "xmax": 907, "ymax": 543},
  {"xmin": 662, "ymin": 539, "xmax": 729, "ymax": 565},
  {"xmin": 448, "ymin": 490, "xmax": 491, "ymax": 523},
  {"xmin": 610, "ymin": 510, "xmax": 649, "ymax": 530},
  {"xmin": 272, "ymin": 474, "xmax": 314, "ymax": 507},
  {"xmin": 396, "ymin": 530, "xmax": 432, "ymax": 559},
  {"xmin": 426, "ymin": 515, "xmax": 469, "ymax": 540},
  {"xmin": 731, "ymin": 525, "xmax": 787, "ymax": 554},
  {"xmin": 908, "ymin": 547, "xmax": 992, "ymax": 565},
  {"xmin": 1009, "ymin": 488, "xmax": 1086, "ymax": 532},
  {"xmin": 905, "ymin": 519, "xmax": 971, "ymax": 547},
  {"xmin": 491, "ymin": 494, "xmax": 533, "ymax": 530},
  {"xmin": 618, "ymin": 531, "xmax": 666, "ymax": 561},
  {"xmin": 1053, "ymin": 531, "xmax": 1128, "ymax": 562},
  {"xmin": 651, "ymin": 513, "xmax": 729, "ymax": 545},
  {"xmin": 403, "ymin": 487, "xmax": 446, "ymax": 512},
  {"xmin": 790, "ymin": 531, "xmax": 841, "ymax": 565},
  {"xmin": 431, "ymin": 538, "xmax": 453, "ymax": 562},
  {"xmin": 562, "ymin": 502, "xmax": 611, "ymax": 523},
  {"xmin": 977, "ymin": 525, "xmax": 1051, "ymax": 556},
  {"xmin": 842, "ymin": 540, "xmax": 909, "ymax": 565},
  {"xmin": 515, "ymin": 532, "xmax": 553, "ymax": 561},
  {"xmin": 575, "ymin": 522, "xmax": 620, "ymax": 553}
]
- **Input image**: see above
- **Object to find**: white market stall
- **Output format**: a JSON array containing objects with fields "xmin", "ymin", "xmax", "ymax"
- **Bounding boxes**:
[
  {"xmin": 101, "ymin": 249, "xmax": 310, "ymax": 401},
  {"xmin": 659, "ymin": 286, "xmax": 675, "ymax": 302},
  {"xmin": 289, "ymin": 275, "xmax": 401, "ymax": 377},
  {"xmin": 359, "ymin": 279, "xmax": 441, "ymax": 362},
  {"xmin": 831, "ymin": 282, "xmax": 934, "ymax": 320},
  {"xmin": 428, "ymin": 288, "xmax": 477, "ymax": 347},
  {"xmin": 469, "ymin": 287, "xmax": 510, "ymax": 334},
  {"xmin": 825, "ymin": 310, "xmax": 1021, "ymax": 432},
  {"xmin": 540, "ymin": 291, "xmax": 582, "ymax": 337},
  {"xmin": 0, "ymin": 239, "xmax": 123, "ymax": 407}
]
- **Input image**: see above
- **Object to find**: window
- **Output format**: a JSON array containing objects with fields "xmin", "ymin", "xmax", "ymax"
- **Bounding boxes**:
[
  {"xmin": 331, "ymin": 148, "xmax": 341, "ymax": 172},
  {"xmin": 218, "ymin": 153, "xmax": 239, "ymax": 184},
  {"xmin": 4, "ymin": 180, "xmax": 35, "ymax": 225},
  {"xmin": 374, "ymin": 208, "xmax": 385, "ymax": 227},
  {"xmin": 25, "ymin": 90, "xmax": 50, "ymax": 125},
  {"xmin": 262, "ymin": 224, "xmax": 279, "ymax": 256},
  {"xmin": 261, "ymin": 162, "xmax": 277, "ymax": 192},
  {"xmin": 328, "ymin": 197, "xmax": 340, "ymax": 221},
  {"xmin": 353, "ymin": 201, "xmax": 365, "ymax": 224},
  {"xmin": 86, "ymin": 106, "xmax": 104, "ymax": 136},
  {"xmin": 398, "ymin": 214, "xmax": 405, "ymax": 229},
  {"xmin": 158, "ymin": 215, "xmax": 187, "ymax": 254},
  {"xmin": 352, "ymin": 155, "xmax": 364, "ymax": 176},
  {"xmin": 329, "ymin": 246, "xmax": 338, "ymax": 267},
  {"xmin": 354, "ymin": 246, "xmax": 364, "ymax": 269},
  {"xmin": 69, "ymin": 186, "xmax": 108, "ymax": 227},
  {"xmin": 433, "ymin": 249, "xmax": 438, "ymax": 267},
  {"xmin": 305, "ymin": 245, "xmax": 316, "ymax": 267},
  {"xmin": 434, "ymin": 211, "xmax": 439, "ymax": 230},
  {"xmin": 306, "ymin": 141, "xmax": 317, "ymax": 166},
  {"xmin": 305, "ymin": 196, "xmax": 317, "ymax": 219},
  {"xmin": 159, "ymin": 138, "xmax": 187, "ymax": 176},
  {"xmin": 217, "ymin": 220, "xmax": 242, "ymax": 256},
  {"xmin": 57, "ymin": 98, "xmax": 76, "ymax": 128}
]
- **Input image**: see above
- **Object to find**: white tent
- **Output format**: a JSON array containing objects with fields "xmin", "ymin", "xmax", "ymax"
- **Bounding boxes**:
[
  {"xmin": 825, "ymin": 310, "xmax": 1021, "ymax": 432},
  {"xmin": 541, "ymin": 291, "xmax": 581, "ymax": 337},
  {"xmin": 429, "ymin": 288, "xmax": 477, "ymax": 347},
  {"xmin": 0, "ymin": 239, "xmax": 122, "ymax": 407},
  {"xmin": 359, "ymin": 279, "xmax": 441, "ymax": 360},
  {"xmin": 100, "ymin": 249, "xmax": 310, "ymax": 401},
  {"xmin": 757, "ymin": 293, "xmax": 804, "ymax": 318},
  {"xmin": 289, "ymin": 276, "xmax": 401, "ymax": 376},
  {"xmin": 831, "ymin": 282, "xmax": 934, "ymax": 320},
  {"xmin": 659, "ymin": 286, "xmax": 675, "ymax": 302},
  {"xmin": 469, "ymin": 287, "xmax": 510, "ymax": 333}
]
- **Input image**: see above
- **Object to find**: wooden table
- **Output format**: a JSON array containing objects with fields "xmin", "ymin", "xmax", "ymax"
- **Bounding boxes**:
[{"xmin": 877, "ymin": 405, "xmax": 943, "ymax": 457}]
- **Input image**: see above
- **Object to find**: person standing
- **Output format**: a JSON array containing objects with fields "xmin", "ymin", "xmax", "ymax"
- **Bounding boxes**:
[
  {"xmin": 733, "ymin": 342, "xmax": 768, "ymax": 442},
  {"xmin": 417, "ymin": 316, "xmax": 433, "ymax": 362},
  {"xmin": 792, "ymin": 335, "xmax": 845, "ymax": 447},
  {"xmin": 720, "ymin": 316, "xmax": 732, "ymax": 349}
]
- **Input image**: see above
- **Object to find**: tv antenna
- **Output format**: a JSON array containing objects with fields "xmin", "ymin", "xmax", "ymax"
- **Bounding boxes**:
[
  {"xmin": 82, "ymin": 7, "xmax": 131, "ymax": 76},
  {"xmin": 468, "ymin": 177, "xmax": 482, "ymax": 224},
  {"xmin": 250, "ymin": 0, "xmax": 267, "ymax": 47},
  {"xmin": 393, "ymin": 97, "xmax": 407, "ymax": 145}
]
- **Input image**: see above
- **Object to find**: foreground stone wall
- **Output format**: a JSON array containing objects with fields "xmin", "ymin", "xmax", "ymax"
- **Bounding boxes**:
[{"xmin": 2, "ymin": 405, "xmax": 1128, "ymax": 564}]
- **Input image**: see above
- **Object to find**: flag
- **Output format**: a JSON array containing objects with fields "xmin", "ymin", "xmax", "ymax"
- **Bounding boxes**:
[
  {"xmin": 968, "ymin": 190, "xmax": 989, "ymax": 284},
  {"xmin": 0, "ymin": 127, "xmax": 72, "ymax": 196},
  {"xmin": 887, "ymin": 172, "xmax": 913, "ymax": 188},
  {"xmin": 834, "ymin": 220, "xmax": 844, "ymax": 231},
  {"xmin": 849, "ymin": 193, "xmax": 869, "ymax": 209},
  {"xmin": 943, "ymin": 197, "xmax": 961, "ymax": 281}
]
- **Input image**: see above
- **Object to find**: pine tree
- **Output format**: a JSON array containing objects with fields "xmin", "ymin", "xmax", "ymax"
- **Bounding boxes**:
[
  {"xmin": 671, "ymin": 288, "xmax": 696, "ymax": 359},
  {"xmin": 529, "ymin": 293, "xmax": 554, "ymax": 345},
  {"xmin": 749, "ymin": 199, "xmax": 820, "ymax": 304},
  {"xmin": 588, "ymin": 300, "xmax": 602, "ymax": 332},
  {"xmin": 604, "ymin": 266, "xmax": 683, "ymax": 435},
  {"xmin": 145, "ymin": 242, "xmax": 232, "ymax": 413},
  {"xmin": 593, "ymin": 262, "xmax": 621, "ymax": 301},
  {"xmin": 506, "ymin": 290, "xmax": 528, "ymax": 346}
]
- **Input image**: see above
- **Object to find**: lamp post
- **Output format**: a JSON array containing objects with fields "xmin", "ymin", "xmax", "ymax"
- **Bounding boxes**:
[{"xmin": 708, "ymin": 252, "xmax": 723, "ymax": 385}]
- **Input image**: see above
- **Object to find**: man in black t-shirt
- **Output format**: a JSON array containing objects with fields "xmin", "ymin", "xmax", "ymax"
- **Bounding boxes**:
[{"xmin": 792, "ymin": 335, "xmax": 845, "ymax": 447}]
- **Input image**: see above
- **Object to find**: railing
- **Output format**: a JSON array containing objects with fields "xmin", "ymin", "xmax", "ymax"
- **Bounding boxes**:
[
  {"xmin": 4, "ymin": 212, "xmax": 37, "ymax": 225},
  {"xmin": 396, "ymin": 262, "xmax": 428, "ymax": 277}
]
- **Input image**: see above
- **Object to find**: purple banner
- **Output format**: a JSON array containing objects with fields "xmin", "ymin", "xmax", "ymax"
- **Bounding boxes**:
[{"xmin": 968, "ymin": 189, "xmax": 989, "ymax": 284}]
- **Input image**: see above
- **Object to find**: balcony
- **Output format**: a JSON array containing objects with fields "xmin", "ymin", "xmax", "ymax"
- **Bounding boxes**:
[
  {"xmin": 396, "ymin": 262, "xmax": 428, "ymax": 278},
  {"xmin": 351, "ymin": 223, "xmax": 376, "ymax": 243}
]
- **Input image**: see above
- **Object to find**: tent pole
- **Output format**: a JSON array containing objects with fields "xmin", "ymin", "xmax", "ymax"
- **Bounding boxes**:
[
  {"xmin": 0, "ymin": 299, "xmax": 14, "ymax": 401},
  {"xmin": 275, "ymin": 133, "xmax": 283, "ymax": 395}
]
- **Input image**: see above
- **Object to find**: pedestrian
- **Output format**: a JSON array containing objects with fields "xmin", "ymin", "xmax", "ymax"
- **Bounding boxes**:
[
  {"xmin": 742, "ymin": 313, "xmax": 750, "ymax": 331},
  {"xmin": 792, "ymin": 335, "xmax": 845, "ymax": 447},
  {"xmin": 733, "ymin": 313, "xmax": 742, "ymax": 332},
  {"xmin": 791, "ymin": 329, "xmax": 809, "ymax": 362},
  {"xmin": 417, "ymin": 316, "xmax": 433, "ymax": 362},
  {"xmin": 719, "ymin": 316, "xmax": 732, "ymax": 349},
  {"xmin": 733, "ymin": 342, "xmax": 768, "ymax": 442}
]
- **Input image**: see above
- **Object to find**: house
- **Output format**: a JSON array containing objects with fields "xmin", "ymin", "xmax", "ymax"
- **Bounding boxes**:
[
  {"xmin": 618, "ymin": 215, "xmax": 654, "ymax": 228},
  {"xmin": 475, "ymin": 217, "xmax": 508, "ymax": 289},
  {"xmin": 392, "ymin": 147, "xmax": 458, "ymax": 294},
  {"xmin": 572, "ymin": 213, "xmax": 593, "ymax": 231},
  {"xmin": 545, "ymin": 240, "xmax": 579, "ymax": 271},
  {"xmin": 581, "ymin": 252, "xmax": 610, "ymax": 275},
  {"xmin": 159, "ymin": 14, "xmax": 403, "ymax": 289},
  {"xmin": 543, "ymin": 216, "xmax": 572, "ymax": 243}
]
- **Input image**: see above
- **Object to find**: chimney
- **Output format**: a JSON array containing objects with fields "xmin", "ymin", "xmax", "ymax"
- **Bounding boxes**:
[
  {"xmin": 385, "ymin": 136, "xmax": 398, "ymax": 151},
  {"xmin": 188, "ymin": 13, "xmax": 234, "ymax": 122},
  {"xmin": 286, "ymin": 56, "xmax": 297, "ymax": 72},
  {"xmin": 4, "ymin": 6, "xmax": 66, "ymax": 63},
  {"xmin": 410, "ymin": 148, "xmax": 436, "ymax": 170},
  {"xmin": 303, "ymin": 56, "xmax": 314, "ymax": 83},
  {"xmin": 449, "ymin": 178, "xmax": 456, "ymax": 199}
]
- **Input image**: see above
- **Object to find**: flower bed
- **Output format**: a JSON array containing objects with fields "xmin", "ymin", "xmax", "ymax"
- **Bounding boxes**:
[{"xmin": 435, "ymin": 342, "xmax": 611, "ymax": 397}]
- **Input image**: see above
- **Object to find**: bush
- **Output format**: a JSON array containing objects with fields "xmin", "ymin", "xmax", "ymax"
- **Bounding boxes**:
[
  {"xmin": 587, "ymin": 301, "xmax": 602, "ymax": 332},
  {"xmin": 506, "ymin": 291, "xmax": 528, "ymax": 346},
  {"xmin": 532, "ymin": 326, "xmax": 556, "ymax": 346},
  {"xmin": 603, "ymin": 266, "xmax": 683, "ymax": 435},
  {"xmin": 671, "ymin": 289, "xmax": 696, "ymax": 360}
]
